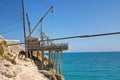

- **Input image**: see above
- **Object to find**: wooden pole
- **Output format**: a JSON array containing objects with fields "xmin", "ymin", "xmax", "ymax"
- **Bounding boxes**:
[
  {"xmin": 40, "ymin": 22, "xmax": 44, "ymax": 69},
  {"xmin": 60, "ymin": 44, "xmax": 63, "ymax": 74},
  {"xmin": 49, "ymin": 51, "xmax": 50, "ymax": 60},
  {"xmin": 30, "ymin": 6, "xmax": 53, "ymax": 36},
  {"xmin": 56, "ymin": 52, "xmax": 58, "ymax": 73},
  {"xmin": 26, "ymin": 13, "xmax": 31, "ymax": 37},
  {"xmin": 22, "ymin": 0, "xmax": 27, "ymax": 57},
  {"xmin": 55, "ymin": 52, "xmax": 57, "ymax": 73},
  {"xmin": 37, "ymin": 51, "xmax": 39, "ymax": 58},
  {"xmin": 60, "ymin": 51, "xmax": 62, "ymax": 74},
  {"xmin": 58, "ymin": 51, "xmax": 61, "ymax": 73},
  {"xmin": 42, "ymin": 32, "xmax": 120, "ymax": 41},
  {"xmin": 28, "ymin": 48, "xmax": 31, "ymax": 59}
]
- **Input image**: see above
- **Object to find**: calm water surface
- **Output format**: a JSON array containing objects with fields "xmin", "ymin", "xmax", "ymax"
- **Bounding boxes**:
[{"xmin": 62, "ymin": 52, "xmax": 120, "ymax": 80}]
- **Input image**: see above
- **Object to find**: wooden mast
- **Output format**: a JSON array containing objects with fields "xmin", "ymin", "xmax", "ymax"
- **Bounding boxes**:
[
  {"xmin": 22, "ymin": 0, "xmax": 27, "ymax": 57},
  {"xmin": 26, "ymin": 13, "xmax": 31, "ymax": 37}
]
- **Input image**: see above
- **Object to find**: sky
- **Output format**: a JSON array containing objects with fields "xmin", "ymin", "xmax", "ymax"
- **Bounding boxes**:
[{"xmin": 0, "ymin": 0, "xmax": 120, "ymax": 52}]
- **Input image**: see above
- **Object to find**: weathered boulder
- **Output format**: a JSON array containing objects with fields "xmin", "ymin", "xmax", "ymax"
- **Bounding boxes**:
[
  {"xmin": 39, "ymin": 70, "xmax": 57, "ymax": 80},
  {"xmin": 0, "ymin": 60, "xmax": 17, "ymax": 78}
]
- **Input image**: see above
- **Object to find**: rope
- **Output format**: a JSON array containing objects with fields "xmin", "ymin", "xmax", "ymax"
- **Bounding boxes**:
[
  {"xmin": 7, "ymin": 42, "xmax": 25, "ymax": 46},
  {"xmin": 0, "ymin": 28, "xmax": 19, "ymax": 35}
]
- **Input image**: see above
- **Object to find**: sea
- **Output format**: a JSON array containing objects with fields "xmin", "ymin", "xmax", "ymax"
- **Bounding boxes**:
[{"xmin": 62, "ymin": 52, "xmax": 120, "ymax": 80}]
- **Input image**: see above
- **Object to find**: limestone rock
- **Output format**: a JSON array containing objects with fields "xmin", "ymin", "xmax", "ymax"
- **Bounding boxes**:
[
  {"xmin": 0, "ymin": 36, "xmax": 64, "ymax": 80},
  {"xmin": 39, "ymin": 70, "xmax": 57, "ymax": 80},
  {"xmin": 0, "ymin": 60, "xmax": 17, "ymax": 78}
]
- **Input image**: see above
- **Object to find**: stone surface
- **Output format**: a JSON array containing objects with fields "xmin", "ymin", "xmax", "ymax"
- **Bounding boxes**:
[{"xmin": 0, "ymin": 36, "xmax": 64, "ymax": 80}]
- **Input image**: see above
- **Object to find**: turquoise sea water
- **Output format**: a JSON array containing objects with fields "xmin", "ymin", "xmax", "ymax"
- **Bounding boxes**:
[{"xmin": 62, "ymin": 52, "xmax": 120, "ymax": 80}]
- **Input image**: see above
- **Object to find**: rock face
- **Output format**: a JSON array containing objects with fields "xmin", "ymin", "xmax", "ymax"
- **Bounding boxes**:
[
  {"xmin": 0, "ymin": 36, "xmax": 64, "ymax": 80},
  {"xmin": 0, "ymin": 59, "xmax": 49, "ymax": 80},
  {"xmin": 15, "ymin": 59, "xmax": 49, "ymax": 80},
  {"xmin": 0, "ymin": 36, "xmax": 50, "ymax": 80},
  {"xmin": 0, "ymin": 60, "xmax": 17, "ymax": 79}
]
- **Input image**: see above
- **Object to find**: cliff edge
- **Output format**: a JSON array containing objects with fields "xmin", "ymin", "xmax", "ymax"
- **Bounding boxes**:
[{"xmin": 0, "ymin": 36, "xmax": 64, "ymax": 80}]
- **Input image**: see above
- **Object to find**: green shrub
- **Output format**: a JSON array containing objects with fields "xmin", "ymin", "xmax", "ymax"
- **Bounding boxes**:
[
  {"xmin": 11, "ymin": 59, "xmax": 16, "ymax": 64},
  {"xmin": 3, "ymin": 40, "xmax": 7, "ymax": 47},
  {"xmin": 7, "ymin": 58, "xmax": 16, "ymax": 65},
  {"xmin": 0, "ymin": 47, "xmax": 4, "ymax": 56},
  {"xmin": 3, "ymin": 55, "xmax": 16, "ymax": 65}
]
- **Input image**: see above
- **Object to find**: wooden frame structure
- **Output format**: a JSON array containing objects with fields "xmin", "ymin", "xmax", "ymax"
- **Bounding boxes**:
[
  {"xmin": 21, "ymin": 0, "xmax": 120, "ymax": 74},
  {"xmin": 21, "ymin": 1, "xmax": 68, "ymax": 73},
  {"xmin": 26, "ymin": 34, "xmax": 68, "ymax": 74}
]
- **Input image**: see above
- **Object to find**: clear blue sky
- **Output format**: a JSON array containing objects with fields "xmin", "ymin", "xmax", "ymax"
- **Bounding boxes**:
[{"xmin": 0, "ymin": 0, "xmax": 120, "ymax": 52}]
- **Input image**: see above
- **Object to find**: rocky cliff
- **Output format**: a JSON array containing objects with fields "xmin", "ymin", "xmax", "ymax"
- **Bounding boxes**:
[{"xmin": 0, "ymin": 36, "xmax": 64, "ymax": 80}]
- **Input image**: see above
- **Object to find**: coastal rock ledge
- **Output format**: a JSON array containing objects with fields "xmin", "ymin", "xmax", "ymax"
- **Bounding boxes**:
[{"xmin": 0, "ymin": 36, "xmax": 64, "ymax": 80}]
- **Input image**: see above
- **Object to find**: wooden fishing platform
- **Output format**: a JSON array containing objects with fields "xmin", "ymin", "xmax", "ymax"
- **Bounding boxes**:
[
  {"xmin": 21, "ymin": 2, "xmax": 68, "ymax": 74},
  {"xmin": 8, "ymin": 0, "xmax": 120, "ymax": 76},
  {"xmin": 26, "ymin": 37, "xmax": 68, "ymax": 74},
  {"xmin": 26, "ymin": 37, "xmax": 68, "ymax": 51}
]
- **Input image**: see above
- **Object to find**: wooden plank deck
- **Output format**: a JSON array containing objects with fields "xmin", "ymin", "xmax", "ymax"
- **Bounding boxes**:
[{"xmin": 27, "ymin": 43, "xmax": 68, "ymax": 51}]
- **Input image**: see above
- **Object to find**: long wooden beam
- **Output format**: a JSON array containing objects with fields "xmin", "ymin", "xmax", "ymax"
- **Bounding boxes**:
[
  {"xmin": 22, "ymin": 0, "xmax": 26, "ymax": 46},
  {"xmin": 7, "ymin": 42, "xmax": 25, "ymax": 46},
  {"xmin": 7, "ymin": 32, "xmax": 120, "ymax": 46},
  {"xmin": 29, "ymin": 6, "xmax": 53, "ymax": 36},
  {"xmin": 43, "ymin": 32, "xmax": 120, "ymax": 41}
]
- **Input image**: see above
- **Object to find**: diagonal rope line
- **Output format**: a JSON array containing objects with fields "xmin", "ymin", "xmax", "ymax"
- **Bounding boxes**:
[{"xmin": 0, "ymin": 28, "xmax": 19, "ymax": 35}]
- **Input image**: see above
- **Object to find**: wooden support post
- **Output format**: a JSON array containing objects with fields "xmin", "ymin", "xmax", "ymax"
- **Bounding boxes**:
[
  {"xmin": 58, "ymin": 52, "xmax": 61, "ymax": 73},
  {"xmin": 60, "ymin": 51, "xmax": 62, "ymax": 74},
  {"xmin": 26, "ymin": 13, "xmax": 31, "ymax": 37},
  {"xmin": 37, "ymin": 50, "xmax": 39, "ymax": 58},
  {"xmin": 25, "ymin": 50, "xmax": 28, "ymax": 58},
  {"xmin": 51, "ymin": 51, "xmax": 53, "ymax": 61},
  {"xmin": 60, "ymin": 43, "xmax": 63, "ymax": 74},
  {"xmin": 49, "ymin": 51, "xmax": 50, "ymax": 60},
  {"xmin": 52, "ymin": 51, "xmax": 56, "ymax": 72},
  {"xmin": 41, "ymin": 50, "xmax": 44, "ymax": 69},
  {"xmin": 55, "ymin": 52, "xmax": 57, "ymax": 73},
  {"xmin": 41, "ymin": 42, "xmax": 44, "ymax": 69},
  {"xmin": 30, "ymin": 50, "xmax": 32, "ymax": 58},
  {"xmin": 58, "ymin": 52, "xmax": 59, "ymax": 73},
  {"xmin": 40, "ymin": 22, "xmax": 44, "ymax": 70}
]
